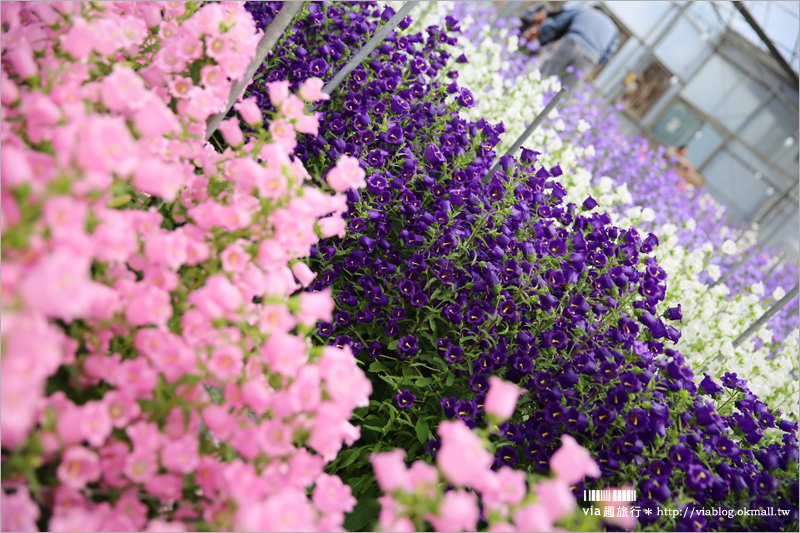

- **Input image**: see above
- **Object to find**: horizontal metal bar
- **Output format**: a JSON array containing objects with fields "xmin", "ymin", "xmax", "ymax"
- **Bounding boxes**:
[
  {"xmin": 712, "ymin": 221, "xmax": 787, "ymax": 288},
  {"xmin": 323, "ymin": 1, "xmax": 420, "ymax": 95},
  {"xmin": 482, "ymin": 87, "xmax": 569, "ymax": 183},
  {"xmin": 732, "ymin": 283, "xmax": 799, "ymax": 348}
]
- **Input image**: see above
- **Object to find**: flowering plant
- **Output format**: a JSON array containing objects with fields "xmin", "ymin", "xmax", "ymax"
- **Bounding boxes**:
[
  {"xmin": 1, "ymin": 2, "xmax": 374, "ymax": 531},
  {"xmin": 544, "ymin": 83, "xmax": 800, "ymax": 421},
  {"xmin": 371, "ymin": 386, "xmax": 627, "ymax": 532},
  {"xmin": 442, "ymin": 0, "xmax": 799, "ymax": 421}
]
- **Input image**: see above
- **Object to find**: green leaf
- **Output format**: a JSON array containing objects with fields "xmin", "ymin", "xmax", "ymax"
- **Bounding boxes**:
[
  {"xmin": 427, "ymin": 315, "xmax": 437, "ymax": 334},
  {"xmin": 416, "ymin": 377, "xmax": 433, "ymax": 388},
  {"xmin": 408, "ymin": 441, "xmax": 422, "ymax": 461},
  {"xmin": 107, "ymin": 194, "xmax": 132, "ymax": 208},
  {"xmin": 344, "ymin": 495, "xmax": 380, "ymax": 531},
  {"xmin": 415, "ymin": 417, "xmax": 430, "ymax": 445},
  {"xmin": 368, "ymin": 361, "xmax": 386, "ymax": 373},
  {"xmin": 377, "ymin": 375, "xmax": 396, "ymax": 387},
  {"xmin": 397, "ymin": 416, "xmax": 415, "ymax": 428},
  {"xmin": 388, "ymin": 339, "xmax": 400, "ymax": 350},
  {"xmin": 368, "ymin": 400, "xmax": 385, "ymax": 410},
  {"xmin": 351, "ymin": 474, "xmax": 376, "ymax": 497},
  {"xmin": 401, "ymin": 375, "xmax": 417, "ymax": 386},
  {"xmin": 341, "ymin": 447, "xmax": 362, "ymax": 469},
  {"xmin": 446, "ymin": 373, "xmax": 455, "ymax": 386},
  {"xmin": 384, "ymin": 408, "xmax": 396, "ymax": 432}
]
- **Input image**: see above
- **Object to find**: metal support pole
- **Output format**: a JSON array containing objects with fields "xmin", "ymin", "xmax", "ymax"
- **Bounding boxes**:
[
  {"xmin": 784, "ymin": 301, "xmax": 800, "ymax": 322},
  {"xmin": 764, "ymin": 252, "xmax": 786, "ymax": 279},
  {"xmin": 711, "ymin": 221, "xmax": 787, "ymax": 288},
  {"xmin": 482, "ymin": 87, "xmax": 569, "ymax": 183},
  {"xmin": 323, "ymin": 1, "xmax": 420, "ymax": 95},
  {"xmin": 205, "ymin": 2, "xmax": 303, "ymax": 141},
  {"xmin": 732, "ymin": 283, "xmax": 799, "ymax": 348}
]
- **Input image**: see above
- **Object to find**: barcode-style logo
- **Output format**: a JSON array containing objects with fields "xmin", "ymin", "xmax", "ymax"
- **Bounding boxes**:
[{"xmin": 583, "ymin": 489, "xmax": 637, "ymax": 502}]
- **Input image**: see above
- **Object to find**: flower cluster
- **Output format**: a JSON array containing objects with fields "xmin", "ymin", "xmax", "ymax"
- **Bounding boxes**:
[
  {"xmin": 1, "ymin": 3, "xmax": 371, "ymax": 531},
  {"xmin": 371, "ymin": 384, "xmax": 630, "ymax": 532},
  {"xmin": 445, "ymin": 0, "xmax": 799, "ymax": 420},
  {"xmin": 540, "ymin": 75, "xmax": 800, "ymax": 420}
]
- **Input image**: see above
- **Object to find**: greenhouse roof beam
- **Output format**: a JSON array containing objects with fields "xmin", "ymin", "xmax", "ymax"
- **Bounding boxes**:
[
  {"xmin": 732, "ymin": 1, "xmax": 799, "ymax": 86},
  {"xmin": 755, "ymin": 182, "xmax": 799, "ymax": 228}
]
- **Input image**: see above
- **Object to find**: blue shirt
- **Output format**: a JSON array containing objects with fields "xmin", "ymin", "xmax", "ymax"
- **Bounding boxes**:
[{"xmin": 538, "ymin": 8, "xmax": 620, "ymax": 65}]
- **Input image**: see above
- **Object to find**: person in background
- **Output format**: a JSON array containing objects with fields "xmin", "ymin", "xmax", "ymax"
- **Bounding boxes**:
[
  {"xmin": 670, "ymin": 144, "xmax": 694, "ymax": 173},
  {"xmin": 619, "ymin": 71, "xmax": 639, "ymax": 108},
  {"xmin": 519, "ymin": 5, "xmax": 553, "ymax": 39},
  {"xmin": 521, "ymin": 2, "xmax": 619, "ymax": 87},
  {"xmin": 666, "ymin": 144, "xmax": 705, "ymax": 189}
]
